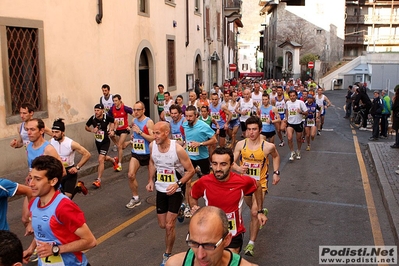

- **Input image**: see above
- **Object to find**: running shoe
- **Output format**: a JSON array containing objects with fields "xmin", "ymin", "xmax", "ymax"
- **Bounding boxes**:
[
  {"xmin": 77, "ymin": 181, "xmax": 88, "ymax": 195},
  {"xmin": 244, "ymin": 243, "xmax": 254, "ymax": 256},
  {"xmin": 296, "ymin": 151, "xmax": 301, "ymax": 160},
  {"xmin": 113, "ymin": 144, "xmax": 117, "ymax": 152},
  {"xmin": 358, "ymin": 127, "xmax": 367, "ymax": 131},
  {"xmin": 259, "ymin": 208, "xmax": 269, "ymax": 229},
  {"xmin": 306, "ymin": 145, "xmax": 311, "ymax": 151},
  {"xmin": 317, "ymin": 130, "xmax": 321, "ymax": 136},
  {"xmin": 184, "ymin": 205, "xmax": 192, "ymax": 218},
  {"xmin": 29, "ymin": 249, "xmax": 39, "ymax": 262},
  {"xmin": 177, "ymin": 203, "xmax": 185, "ymax": 223},
  {"xmin": 195, "ymin": 165, "xmax": 203, "ymax": 178},
  {"xmin": 116, "ymin": 164, "xmax": 122, "ymax": 172},
  {"xmin": 113, "ymin": 157, "xmax": 119, "ymax": 171},
  {"xmin": 92, "ymin": 179, "xmax": 101, "ymax": 188},
  {"xmin": 301, "ymin": 137, "xmax": 305, "ymax": 143},
  {"xmin": 160, "ymin": 253, "xmax": 171, "ymax": 266},
  {"xmin": 279, "ymin": 140, "xmax": 284, "ymax": 147},
  {"xmin": 289, "ymin": 151, "xmax": 295, "ymax": 161},
  {"xmin": 126, "ymin": 197, "xmax": 141, "ymax": 209}
]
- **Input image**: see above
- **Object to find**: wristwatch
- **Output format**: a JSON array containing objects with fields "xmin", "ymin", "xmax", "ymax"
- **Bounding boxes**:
[
  {"xmin": 76, "ymin": 165, "xmax": 81, "ymax": 170},
  {"xmin": 273, "ymin": 170, "xmax": 280, "ymax": 175},
  {"xmin": 176, "ymin": 180, "xmax": 183, "ymax": 188},
  {"xmin": 200, "ymin": 142, "xmax": 204, "ymax": 146},
  {"xmin": 52, "ymin": 244, "xmax": 60, "ymax": 256}
]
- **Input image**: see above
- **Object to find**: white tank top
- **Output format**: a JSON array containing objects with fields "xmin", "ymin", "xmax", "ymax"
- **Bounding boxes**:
[
  {"xmin": 100, "ymin": 94, "xmax": 114, "ymax": 112},
  {"xmin": 275, "ymin": 97, "xmax": 286, "ymax": 114},
  {"xmin": 20, "ymin": 122, "xmax": 30, "ymax": 147},
  {"xmin": 163, "ymin": 99, "xmax": 174, "ymax": 123},
  {"xmin": 228, "ymin": 101, "xmax": 239, "ymax": 120},
  {"xmin": 152, "ymin": 140, "xmax": 184, "ymax": 193},
  {"xmin": 50, "ymin": 136, "xmax": 75, "ymax": 167},
  {"xmin": 251, "ymin": 92, "xmax": 262, "ymax": 106},
  {"xmin": 239, "ymin": 98, "xmax": 254, "ymax": 122}
]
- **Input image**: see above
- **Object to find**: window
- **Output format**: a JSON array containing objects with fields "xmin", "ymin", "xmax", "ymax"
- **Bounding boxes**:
[
  {"xmin": 167, "ymin": 38, "xmax": 176, "ymax": 88},
  {"xmin": 0, "ymin": 17, "xmax": 47, "ymax": 124},
  {"xmin": 206, "ymin": 7, "xmax": 210, "ymax": 39},
  {"xmin": 242, "ymin": 64, "xmax": 248, "ymax": 71},
  {"xmin": 316, "ymin": 29, "xmax": 322, "ymax": 34},
  {"xmin": 217, "ymin": 11, "xmax": 221, "ymax": 40},
  {"xmin": 165, "ymin": 0, "xmax": 176, "ymax": 7},
  {"xmin": 138, "ymin": 0, "xmax": 149, "ymax": 16}
]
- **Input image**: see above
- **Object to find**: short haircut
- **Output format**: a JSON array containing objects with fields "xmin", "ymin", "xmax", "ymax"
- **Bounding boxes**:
[
  {"xmin": 211, "ymin": 147, "xmax": 234, "ymax": 165},
  {"xmin": 20, "ymin": 102, "xmax": 35, "ymax": 113},
  {"xmin": 112, "ymin": 94, "xmax": 121, "ymax": 100},
  {"xmin": 158, "ymin": 84, "xmax": 164, "ymax": 88},
  {"xmin": 31, "ymin": 155, "xmax": 63, "ymax": 190},
  {"xmin": 0, "ymin": 230, "xmax": 23, "ymax": 266},
  {"xmin": 169, "ymin": 104, "xmax": 182, "ymax": 114},
  {"xmin": 288, "ymin": 90, "xmax": 298, "ymax": 96},
  {"xmin": 245, "ymin": 116, "xmax": 262, "ymax": 131},
  {"xmin": 135, "ymin": 101, "xmax": 145, "ymax": 109},
  {"xmin": 200, "ymin": 105, "xmax": 209, "ymax": 111},
  {"xmin": 102, "ymin": 84, "xmax": 110, "ymax": 90},
  {"xmin": 164, "ymin": 92, "xmax": 170, "ymax": 96},
  {"xmin": 186, "ymin": 105, "xmax": 198, "ymax": 115},
  {"xmin": 29, "ymin": 118, "xmax": 45, "ymax": 130},
  {"xmin": 191, "ymin": 206, "xmax": 229, "ymax": 236}
]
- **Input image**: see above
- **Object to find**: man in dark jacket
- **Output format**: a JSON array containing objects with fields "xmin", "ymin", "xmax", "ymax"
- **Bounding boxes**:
[
  {"xmin": 369, "ymin": 91, "xmax": 383, "ymax": 141},
  {"xmin": 353, "ymin": 84, "xmax": 372, "ymax": 130},
  {"xmin": 344, "ymin": 85, "xmax": 353, "ymax": 118}
]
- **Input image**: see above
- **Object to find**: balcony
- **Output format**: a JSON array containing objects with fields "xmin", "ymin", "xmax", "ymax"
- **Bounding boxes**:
[
  {"xmin": 225, "ymin": 0, "xmax": 241, "ymax": 22},
  {"xmin": 364, "ymin": 34, "xmax": 399, "ymax": 45},
  {"xmin": 344, "ymin": 35, "xmax": 365, "ymax": 44},
  {"xmin": 346, "ymin": 15, "xmax": 365, "ymax": 24},
  {"xmin": 364, "ymin": 14, "xmax": 399, "ymax": 25}
]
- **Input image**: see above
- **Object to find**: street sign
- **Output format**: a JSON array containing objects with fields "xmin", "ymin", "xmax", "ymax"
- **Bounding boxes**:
[
  {"xmin": 229, "ymin": 64, "xmax": 237, "ymax": 72},
  {"xmin": 308, "ymin": 61, "xmax": 314, "ymax": 69}
]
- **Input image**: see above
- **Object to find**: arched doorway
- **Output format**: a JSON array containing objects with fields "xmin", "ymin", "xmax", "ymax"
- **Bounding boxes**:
[
  {"xmin": 139, "ymin": 49, "xmax": 151, "ymax": 118},
  {"xmin": 194, "ymin": 54, "xmax": 202, "ymax": 82}
]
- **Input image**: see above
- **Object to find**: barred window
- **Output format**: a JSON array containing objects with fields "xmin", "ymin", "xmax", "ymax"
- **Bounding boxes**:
[
  {"xmin": 0, "ymin": 17, "xmax": 47, "ymax": 124},
  {"xmin": 7, "ymin": 27, "xmax": 41, "ymax": 115},
  {"xmin": 167, "ymin": 39, "xmax": 176, "ymax": 87}
]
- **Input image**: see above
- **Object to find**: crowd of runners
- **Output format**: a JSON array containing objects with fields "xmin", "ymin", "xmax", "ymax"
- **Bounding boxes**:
[{"xmin": 1, "ymin": 77, "xmax": 336, "ymax": 266}]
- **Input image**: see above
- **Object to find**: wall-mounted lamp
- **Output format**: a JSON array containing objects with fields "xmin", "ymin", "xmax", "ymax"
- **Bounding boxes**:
[
  {"xmin": 197, "ymin": 25, "xmax": 200, "ymax": 31},
  {"xmin": 173, "ymin": 20, "xmax": 177, "ymax": 27}
]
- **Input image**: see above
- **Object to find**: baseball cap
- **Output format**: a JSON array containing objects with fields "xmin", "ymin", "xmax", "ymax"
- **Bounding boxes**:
[
  {"xmin": 373, "ymin": 90, "xmax": 380, "ymax": 94},
  {"xmin": 52, "ymin": 119, "xmax": 65, "ymax": 132},
  {"xmin": 307, "ymin": 94, "xmax": 313, "ymax": 99},
  {"xmin": 94, "ymin": 103, "xmax": 104, "ymax": 109}
]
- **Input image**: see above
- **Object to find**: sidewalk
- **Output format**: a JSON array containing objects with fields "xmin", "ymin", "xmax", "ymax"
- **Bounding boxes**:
[{"xmin": 368, "ymin": 142, "xmax": 399, "ymax": 246}]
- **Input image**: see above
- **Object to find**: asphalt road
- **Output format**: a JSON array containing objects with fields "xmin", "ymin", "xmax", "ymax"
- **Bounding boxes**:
[{"xmin": 7, "ymin": 89, "xmax": 397, "ymax": 266}]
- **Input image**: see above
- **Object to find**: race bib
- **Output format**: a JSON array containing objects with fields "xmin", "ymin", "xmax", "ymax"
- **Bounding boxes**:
[
  {"xmin": 158, "ymin": 101, "xmax": 164, "ymax": 107},
  {"xmin": 244, "ymin": 162, "xmax": 261, "ymax": 180},
  {"xmin": 186, "ymin": 141, "xmax": 199, "ymax": 156},
  {"xmin": 211, "ymin": 112, "xmax": 221, "ymax": 121},
  {"xmin": 277, "ymin": 107, "xmax": 285, "ymax": 113},
  {"xmin": 288, "ymin": 108, "xmax": 297, "ymax": 116},
  {"xmin": 260, "ymin": 114, "xmax": 271, "ymax": 125},
  {"xmin": 132, "ymin": 139, "xmax": 146, "ymax": 154},
  {"xmin": 226, "ymin": 211, "xmax": 238, "ymax": 236},
  {"xmin": 165, "ymin": 111, "xmax": 171, "ymax": 117},
  {"xmin": 156, "ymin": 168, "xmax": 176, "ymax": 183},
  {"xmin": 307, "ymin": 118, "xmax": 315, "ymax": 126},
  {"xmin": 115, "ymin": 117, "xmax": 124, "ymax": 128},
  {"xmin": 231, "ymin": 112, "xmax": 238, "ymax": 119},
  {"xmin": 94, "ymin": 130, "xmax": 105, "ymax": 142},
  {"xmin": 172, "ymin": 133, "xmax": 183, "ymax": 141}
]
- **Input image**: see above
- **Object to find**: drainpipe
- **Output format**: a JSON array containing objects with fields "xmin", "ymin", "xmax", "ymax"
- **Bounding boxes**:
[
  {"xmin": 96, "ymin": 0, "xmax": 103, "ymax": 24},
  {"xmin": 185, "ymin": 0, "xmax": 189, "ymax": 47}
]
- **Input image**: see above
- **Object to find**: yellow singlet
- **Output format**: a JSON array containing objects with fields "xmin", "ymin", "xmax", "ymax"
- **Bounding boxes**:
[{"xmin": 240, "ymin": 139, "xmax": 269, "ymax": 192}]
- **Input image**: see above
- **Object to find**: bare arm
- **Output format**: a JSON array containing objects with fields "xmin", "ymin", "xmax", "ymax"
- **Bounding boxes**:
[
  {"xmin": 10, "ymin": 125, "xmax": 24, "ymax": 148},
  {"xmin": 146, "ymin": 143, "xmax": 156, "ymax": 192},
  {"xmin": 232, "ymin": 140, "xmax": 246, "ymax": 173},
  {"xmin": 263, "ymin": 142, "xmax": 280, "ymax": 185},
  {"xmin": 69, "ymin": 141, "xmax": 91, "ymax": 174}
]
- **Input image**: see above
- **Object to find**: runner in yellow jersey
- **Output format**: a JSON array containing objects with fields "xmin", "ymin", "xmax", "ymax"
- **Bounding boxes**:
[{"xmin": 233, "ymin": 116, "xmax": 281, "ymax": 257}]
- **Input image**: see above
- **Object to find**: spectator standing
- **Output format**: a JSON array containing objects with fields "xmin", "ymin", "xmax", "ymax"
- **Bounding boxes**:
[
  {"xmin": 369, "ymin": 91, "xmax": 383, "ymax": 141},
  {"xmin": 344, "ymin": 85, "xmax": 353, "ymax": 118},
  {"xmin": 380, "ymin": 90, "xmax": 392, "ymax": 138},
  {"xmin": 390, "ymin": 87, "xmax": 399, "ymax": 148}
]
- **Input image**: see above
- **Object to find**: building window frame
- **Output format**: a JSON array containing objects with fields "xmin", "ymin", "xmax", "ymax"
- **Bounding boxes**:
[
  {"xmin": 166, "ymin": 36, "xmax": 176, "ymax": 91},
  {"xmin": 138, "ymin": 0, "xmax": 150, "ymax": 17},
  {"xmin": 165, "ymin": 0, "xmax": 176, "ymax": 8},
  {"xmin": 0, "ymin": 17, "xmax": 48, "ymax": 125}
]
